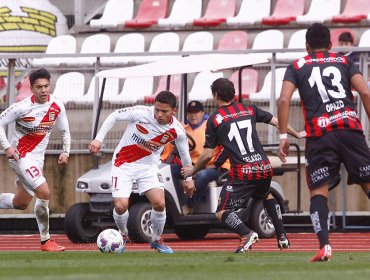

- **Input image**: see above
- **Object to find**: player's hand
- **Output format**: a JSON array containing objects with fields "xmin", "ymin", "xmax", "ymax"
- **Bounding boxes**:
[
  {"xmin": 5, "ymin": 146, "xmax": 19, "ymax": 161},
  {"xmin": 181, "ymin": 165, "xmax": 193, "ymax": 178},
  {"xmin": 297, "ymin": 130, "xmax": 307, "ymax": 139},
  {"xmin": 58, "ymin": 153, "xmax": 69, "ymax": 165},
  {"xmin": 183, "ymin": 179, "xmax": 196, "ymax": 197},
  {"xmin": 278, "ymin": 139, "xmax": 290, "ymax": 163},
  {"xmin": 89, "ymin": 139, "xmax": 102, "ymax": 155}
]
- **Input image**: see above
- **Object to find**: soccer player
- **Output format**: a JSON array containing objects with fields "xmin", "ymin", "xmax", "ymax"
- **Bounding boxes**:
[
  {"xmin": 182, "ymin": 78, "xmax": 305, "ymax": 253},
  {"xmin": 89, "ymin": 91, "xmax": 195, "ymax": 254},
  {"xmin": 278, "ymin": 23, "xmax": 370, "ymax": 262},
  {"xmin": 0, "ymin": 68, "xmax": 70, "ymax": 251}
]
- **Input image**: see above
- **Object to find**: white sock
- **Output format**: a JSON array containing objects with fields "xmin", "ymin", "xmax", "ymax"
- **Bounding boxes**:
[
  {"xmin": 151, "ymin": 209, "xmax": 166, "ymax": 242},
  {"xmin": 34, "ymin": 198, "xmax": 50, "ymax": 242},
  {"xmin": 0, "ymin": 193, "xmax": 15, "ymax": 209},
  {"xmin": 113, "ymin": 208, "xmax": 129, "ymax": 236}
]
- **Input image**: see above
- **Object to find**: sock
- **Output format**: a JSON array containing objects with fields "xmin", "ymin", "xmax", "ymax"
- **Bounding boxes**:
[
  {"xmin": 113, "ymin": 208, "xmax": 129, "ymax": 236},
  {"xmin": 310, "ymin": 195, "xmax": 330, "ymax": 248},
  {"xmin": 221, "ymin": 210, "xmax": 250, "ymax": 237},
  {"xmin": 150, "ymin": 209, "xmax": 166, "ymax": 242},
  {"xmin": 34, "ymin": 198, "xmax": 50, "ymax": 242},
  {"xmin": 0, "ymin": 193, "xmax": 15, "ymax": 209},
  {"xmin": 263, "ymin": 198, "xmax": 286, "ymax": 238}
]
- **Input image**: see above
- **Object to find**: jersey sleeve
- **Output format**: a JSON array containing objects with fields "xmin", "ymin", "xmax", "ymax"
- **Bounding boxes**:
[
  {"xmin": 204, "ymin": 115, "xmax": 218, "ymax": 149},
  {"xmin": 56, "ymin": 102, "xmax": 71, "ymax": 155},
  {"xmin": 347, "ymin": 57, "xmax": 362, "ymax": 78},
  {"xmin": 0, "ymin": 103, "xmax": 23, "ymax": 150},
  {"xmin": 254, "ymin": 105, "xmax": 273, "ymax": 124},
  {"xmin": 283, "ymin": 64, "xmax": 299, "ymax": 87},
  {"xmin": 174, "ymin": 126, "xmax": 192, "ymax": 167}
]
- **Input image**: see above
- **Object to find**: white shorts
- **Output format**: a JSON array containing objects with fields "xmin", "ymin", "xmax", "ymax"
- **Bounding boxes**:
[
  {"xmin": 9, "ymin": 156, "xmax": 46, "ymax": 196},
  {"xmin": 111, "ymin": 163, "xmax": 164, "ymax": 198}
]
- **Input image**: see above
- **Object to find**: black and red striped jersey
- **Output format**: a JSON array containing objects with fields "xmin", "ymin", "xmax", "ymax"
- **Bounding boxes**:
[
  {"xmin": 284, "ymin": 51, "xmax": 363, "ymax": 138},
  {"xmin": 204, "ymin": 102, "xmax": 273, "ymax": 183}
]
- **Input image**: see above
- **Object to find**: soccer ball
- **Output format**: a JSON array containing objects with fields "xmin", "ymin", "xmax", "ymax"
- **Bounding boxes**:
[{"xmin": 96, "ymin": 229, "xmax": 125, "ymax": 253}]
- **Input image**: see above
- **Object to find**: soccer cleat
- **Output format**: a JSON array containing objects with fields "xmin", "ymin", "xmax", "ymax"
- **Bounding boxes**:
[
  {"xmin": 234, "ymin": 231, "xmax": 259, "ymax": 253},
  {"xmin": 310, "ymin": 244, "xmax": 332, "ymax": 262},
  {"xmin": 150, "ymin": 238, "xmax": 174, "ymax": 254},
  {"xmin": 277, "ymin": 234, "xmax": 290, "ymax": 250},
  {"xmin": 41, "ymin": 239, "xmax": 65, "ymax": 252}
]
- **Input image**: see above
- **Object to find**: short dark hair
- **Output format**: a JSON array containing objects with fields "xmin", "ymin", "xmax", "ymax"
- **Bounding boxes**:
[
  {"xmin": 210, "ymin": 78, "xmax": 235, "ymax": 102},
  {"xmin": 155, "ymin": 90, "xmax": 177, "ymax": 109},
  {"xmin": 306, "ymin": 23, "xmax": 331, "ymax": 50},
  {"xmin": 29, "ymin": 68, "xmax": 51, "ymax": 86},
  {"xmin": 338, "ymin": 32, "xmax": 354, "ymax": 44}
]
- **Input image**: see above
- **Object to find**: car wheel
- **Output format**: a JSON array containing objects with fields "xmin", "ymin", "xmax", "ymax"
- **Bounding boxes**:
[
  {"xmin": 127, "ymin": 202, "xmax": 152, "ymax": 243},
  {"xmin": 249, "ymin": 200, "xmax": 276, "ymax": 238},
  {"xmin": 174, "ymin": 225, "xmax": 209, "ymax": 240},
  {"xmin": 64, "ymin": 203, "xmax": 101, "ymax": 243}
]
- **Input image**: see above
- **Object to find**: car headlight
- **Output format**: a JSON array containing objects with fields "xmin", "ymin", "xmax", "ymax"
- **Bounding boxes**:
[{"xmin": 77, "ymin": 181, "xmax": 89, "ymax": 190}]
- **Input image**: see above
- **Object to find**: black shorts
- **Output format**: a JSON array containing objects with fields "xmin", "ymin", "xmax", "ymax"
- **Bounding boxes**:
[
  {"xmin": 216, "ymin": 179, "xmax": 271, "ymax": 212},
  {"xmin": 306, "ymin": 130, "xmax": 370, "ymax": 190}
]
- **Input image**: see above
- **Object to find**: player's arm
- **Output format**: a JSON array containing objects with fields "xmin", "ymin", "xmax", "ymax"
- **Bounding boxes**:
[
  {"xmin": 351, "ymin": 73, "xmax": 370, "ymax": 119},
  {"xmin": 269, "ymin": 116, "xmax": 306, "ymax": 139},
  {"xmin": 57, "ymin": 103, "xmax": 71, "ymax": 164}
]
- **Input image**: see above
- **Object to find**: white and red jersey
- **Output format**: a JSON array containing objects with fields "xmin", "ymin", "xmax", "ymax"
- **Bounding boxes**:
[
  {"xmin": 95, "ymin": 105, "xmax": 192, "ymax": 167},
  {"xmin": 0, "ymin": 95, "xmax": 71, "ymax": 161}
]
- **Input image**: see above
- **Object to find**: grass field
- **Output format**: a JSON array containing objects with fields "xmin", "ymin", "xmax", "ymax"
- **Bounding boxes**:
[{"xmin": 0, "ymin": 251, "xmax": 370, "ymax": 280}]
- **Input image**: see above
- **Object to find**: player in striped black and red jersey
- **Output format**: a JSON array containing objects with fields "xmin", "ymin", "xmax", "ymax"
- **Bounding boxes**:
[
  {"xmin": 89, "ymin": 91, "xmax": 195, "ymax": 254},
  {"xmin": 278, "ymin": 23, "xmax": 370, "ymax": 262},
  {"xmin": 182, "ymin": 78, "xmax": 305, "ymax": 253},
  {"xmin": 0, "ymin": 68, "xmax": 70, "ymax": 251}
]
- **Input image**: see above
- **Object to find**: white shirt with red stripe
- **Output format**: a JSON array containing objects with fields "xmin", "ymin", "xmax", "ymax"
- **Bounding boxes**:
[
  {"xmin": 95, "ymin": 105, "xmax": 192, "ymax": 168},
  {"xmin": 0, "ymin": 95, "xmax": 71, "ymax": 161}
]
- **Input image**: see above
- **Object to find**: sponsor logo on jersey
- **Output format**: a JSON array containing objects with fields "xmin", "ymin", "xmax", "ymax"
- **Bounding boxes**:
[
  {"xmin": 136, "ymin": 124, "xmax": 148, "ymax": 134},
  {"xmin": 49, "ymin": 112, "xmax": 55, "ymax": 121},
  {"xmin": 317, "ymin": 117, "xmax": 330, "ymax": 127},
  {"xmin": 159, "ymin": 135, "xmax": 169, "ymax": 144},
  {"xmin": 296, "ymin": 56, "xmax": 346, "ymax": 69},
  {"xmin": 21, "ymin": 116, "xmax": 36, "ymax": 122},
  {"xmin": 225, "ymin": 185, "xmax": 233, "ymax": 192}
]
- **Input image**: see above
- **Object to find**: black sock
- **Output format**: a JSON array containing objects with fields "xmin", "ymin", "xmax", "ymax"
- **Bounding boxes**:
[
  {"xmin": 310, "ymin": 195, "xmax": 330, "ymax": 248},
  {"xmin": 41, "ymin": 238, "xmax": 50, "ymax": 245},
  {"xmin": 221, "ymin": 210, "xmax": 250, "ymax": 237},
  {"xmin": 263, "ymin": 198, "xmax": 286, "ymax": 238}
]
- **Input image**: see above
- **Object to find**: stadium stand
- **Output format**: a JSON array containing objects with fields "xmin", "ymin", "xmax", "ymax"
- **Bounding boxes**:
[
  {"xmin": 332, "ymin": 0, "xmax": 370, "ymax": 23},
  {"xmin": 100, "ymin": 33, "xmax": 146, "ymax": 66},
  {"xmin": 226, "ymin": 0, "xmax": 270, "ymax": 26},
  {"xmin": 158, "ymin": 0, "xmax": 202, "ymax": 28},
  {"xmin": 251, "ymin": 29, "xmax": 284, "ymax": 59},
  {"xmin": 229, "ymin": 68, "xmax": 258, "ymax": 100},
  {"xmin": 31, "ymin": 35, "xmax": 76, "ymax": 67},
  {"xmin": 52, "ymin": 72, "xmax": 85, "ymax": 104},
  {"xmin": 249, "ymin": 68, "xmax": 286, "ymax": 102},
  {"xmin": 144, "ymin": 74, "xmax": 182, "ymax": 103},
  {"xmin": 276, "ymin": 29, "xmax": 306, "ymax": 62},
  {"xmin": 296, "ymin": 0, "xmax": 341, "ymax": 24},
  {"xmin": 124, "ymin": 0, "xmax": 168, "ymax": 28},
  {"xmin": 359, "ymin": 29, "xmax": 370, "ymax": 47},
  {"xmin": 217, "ymin": 31, "xmax": 248, "ymax": 51},
  {"xmin": 116, "ymin": 76, "xmax": 154, "ymax": 104},
  {"xmin": 182, "ymin": 31, "xmax": 214, "ymax": 52},
  {"xmin": 188, "ymin": 71, "xmax": 224, "ymax": 102},
  {"xmin": 331, "ymin": 28, "xmax": 356, "ymax": 48},
  {"xmin": 89, "ymin": 0, "xmax": 134, "ymax": 29},
  {"xmin": 14, "ymin": 76, "xmax": 32, "ymax": 103},
  {"xmin": 193, "ymin": 0, "xmax": 236, "ymax": 27},
  {"xmin": 261, "ymin": 0, "xmax": 305, "ymax": 25}
]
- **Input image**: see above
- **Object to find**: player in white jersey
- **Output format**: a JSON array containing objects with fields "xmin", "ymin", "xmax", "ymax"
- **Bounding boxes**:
[
  {"xmin": 89, "ymin": 90, "xmax": 195, "ymax": 254},
  {"xmin": 0, "ymin": 68, "xmax": 71, "ymax": 252}
]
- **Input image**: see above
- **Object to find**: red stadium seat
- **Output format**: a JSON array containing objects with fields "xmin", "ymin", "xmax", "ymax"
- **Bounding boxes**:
[
  {"xmin": 229, "ymin": 68, "xmax": 258, "ymax": 100},
  {"xmin": 332, "ymin": 0, "xmax": 370, "ymax": 23},
  {"xmin": 331, "ymin": 28, "xmax": 355, "ymax": 48},
  {"xmin": 144, "ymin": 75, "xmax": 181, "ymax": 104},
  {"xmin": 15, "ymin": 76, "xmax": 32, "ymax": 103},
  {"xmin": 262, "ymin": 0, "xmax": 304, "ymax": 25},
  {"xmin": 217, "ymin": 31, "xmax": 248, "ymax": 50},
  {"xmin": 125, "ymin": 0, "xmax": 168, "ymax": 28},
  {"xmin": 193, "ymin": 0, "xmax": 236, "ymax": 27}
]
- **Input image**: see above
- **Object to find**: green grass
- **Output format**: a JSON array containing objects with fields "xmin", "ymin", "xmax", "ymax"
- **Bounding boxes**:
[{"xmin": 0, "ymin": 251, "xmax": 370, "ymax": 280}]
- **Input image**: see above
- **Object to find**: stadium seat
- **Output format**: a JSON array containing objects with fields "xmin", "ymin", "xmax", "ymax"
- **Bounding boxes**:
[
  {"xmin": 358, "ymin": 29, "xmax": 370, "ymax": 47},
  {"xmin": 193, "ymin": 0, "xmax": 236, "ymax": 27},
  {"xmin": 100, "ymin": 33, "xmax": 145, "ymax": 66},
  {"xmin": 229, "ymin": 68, "xmax": 258, "ymax": 100},
  {"xmin": 136, "ymin": 32, "xmax": 180, "ymax": 63},
  {"xmin": 0, "ymin": 76, "xmax": 6, "ymax": 103},
  {"xmin": 125, "ymin": 0, "xmax": 168, "ymax": 28},
  {"xmin": 251, "ymin": 30, "xmax": 284, "ymax": 60},
  {"xmin": 52, "ymin": 72, "xmax": 85, "ymax": 104},
  {"xmin": 89, "ymin": 0, "xmax": 134, "ymax": 29},
  {"xmin": 226, "ymin": 0, "xmax": 270, "ymax": 26},
  {"xmin": 31, "ymin": 35, "xmax": 76, "ymax": 67},
  {"xmin": 116, "ymin": 77, "xmax": 154, "ymax": 104},
  {"xmin": 67, "ymin": 34, "xmax": 111, "ymax": 67},
  {"xmin": 15, "ymin": 76, "xmax": 32, "ymax": 102},
  {"xmin": 332, "ymin": 0, "xmax": 370, "ymax": 23},
  {"xmin": 331, "ymin": 28, "xmax": 356, "ymax": 48},
  {"xmin": 217, "ymin": 31, "xmax": 248, "ymax": 51},
  {"xmin": 296, "ymin": 0, "xmax": 341, "ymax": 24},
  {"xmin": 144, "ymin": 74, "xmax": 182, "ymax": 103},
  {"xmin": 261, "ymin": 0, "xmax": 304, "ymax": 25},
  {"xmin": 188, "ymin": 71, "xmax": 224, "ymax": 102},
  {"xmin": 158, "ymin": 0, "xmax": 201, "ymax": 28},
  {"xmin": 276, "ymin": 29, "xmax": 306, "ymax": 62},
  {"xmin": 182, "ymin": 32, "xmax": 214, "ymax": 52}
]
